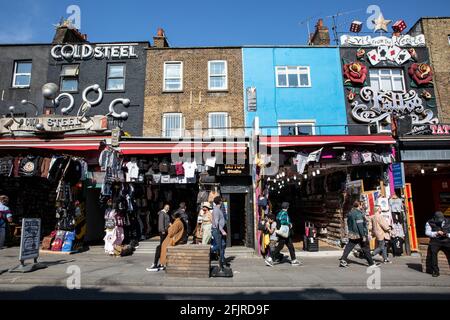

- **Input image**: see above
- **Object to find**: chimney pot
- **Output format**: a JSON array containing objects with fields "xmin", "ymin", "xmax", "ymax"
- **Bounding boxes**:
[{"xmin": 157, "ymin": 28, "xmax": 165, "ymax": 37}]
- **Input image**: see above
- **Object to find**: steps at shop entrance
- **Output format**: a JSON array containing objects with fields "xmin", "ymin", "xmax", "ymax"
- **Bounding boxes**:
[{"xmin": 133, "ymin": 239, "xmax": 256, "ymax": 258}]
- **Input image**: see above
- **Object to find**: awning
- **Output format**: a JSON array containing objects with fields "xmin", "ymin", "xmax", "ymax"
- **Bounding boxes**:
[
  {"xmin": 260, "ymin": 135, "xmax": 395, "ymax": 148},
  {"xmin": 0, "ymin": 135, "xmax": 108, "ymax": 151},
  {"xmin": 119, "ymin": 140, "xmax": 248, "ymax": 155}
]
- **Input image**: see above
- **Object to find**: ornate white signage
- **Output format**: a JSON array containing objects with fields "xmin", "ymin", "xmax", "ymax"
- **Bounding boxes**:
[
  {"xmin": 351, "ymin": 87, "xmax": 438, "ymax": 125},
  {"xmin": 51, "ymin": 44, "xmax": 138, "ymax": 61},
  {"xmin": 340, "ymin": 34, "xmax": 426, "ymax": 47},
  {"xmin": 0, "ymin": 115, "xmax": 108, "ymax": 134}
]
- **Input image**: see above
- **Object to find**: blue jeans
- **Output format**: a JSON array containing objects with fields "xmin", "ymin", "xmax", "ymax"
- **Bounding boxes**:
[
  {"xmin": 211, "ymin": 228, "xmax": 226, "ymax": 265},
  {"xmin": 372, "ymin": 240, "xmax": 388, "ymax": 260}
]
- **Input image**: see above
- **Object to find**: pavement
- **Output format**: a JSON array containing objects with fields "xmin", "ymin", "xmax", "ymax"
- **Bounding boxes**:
[{"xmin": 1, "ymin": 244, "xmax": 450, "ymax": 300}]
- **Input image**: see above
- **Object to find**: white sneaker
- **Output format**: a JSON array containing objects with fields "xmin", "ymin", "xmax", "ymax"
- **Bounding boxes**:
[
  {"xmin": 291, "ymin": 259, "xmax": 302, "ymax": 266},
  {"xmin": 146, "ymin": 264, "xmax": 159, "ymax": 272},
  {"xmin": 264, "ymin": 257, "xmax": 274, "ymax": 267}
]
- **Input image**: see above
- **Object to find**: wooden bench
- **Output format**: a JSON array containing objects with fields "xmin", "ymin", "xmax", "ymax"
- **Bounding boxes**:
[
  {"xmin": 419, "ymin": 243, "xmax": 450, "ymax": 276},
  {"xmin": 166, "ymin": 245, "xmax": 211, "ymax": 278}
]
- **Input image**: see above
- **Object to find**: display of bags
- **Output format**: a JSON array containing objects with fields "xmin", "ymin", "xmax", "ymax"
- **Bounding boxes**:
[
  {"xmin": 51, "ymin": 230, "xmax": 66, "ymax": 251},
  {"xmin": 62, "ymin": 231, "xmax": 76, "ymax": 252}
]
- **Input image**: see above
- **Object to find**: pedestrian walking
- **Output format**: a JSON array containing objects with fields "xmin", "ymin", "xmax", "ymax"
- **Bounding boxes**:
[
  {"xmin": 146, "ymin": 210, "xmax": 185, "ymax": 272},
  {"xmin": 272, "ymin": 202, "xmax": 302, "ymax": 266},
  {"xmin": 371, "ymin": 205, "xmax": 392, "ymax": 263},
  {"xmin": 200, "ymin": 202, "xmax": 213, "ymax": 245},
  {"xmin": 211, "ymin": 196, "xmax": 227, "ymax": 270},
  {"xmin": 339, "ymin": 201, "xmax": 379, "ymax": 268},
  {"xmin": 425, "ymin": 211, "xmax": 450, "ymax": 277},
  {"xmin": 0, "ymin": 195, "xmax": 13, "ymax": 249},
  {"xmin": 146, "ymin": 204, "xmax": 171, "ymax": 270},
  {"xmin": 264, "ymin": 214, "xmax": 280, "ymax": 267}
]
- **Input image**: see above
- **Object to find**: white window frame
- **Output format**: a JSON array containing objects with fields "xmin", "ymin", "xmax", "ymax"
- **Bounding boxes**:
[
  {"xmin": 208, "ymin": 60, "xmax": 228, "ymax": 91},
  {"xmin": 278, "ymin": 120, "xmax": 316, "ymax": 135},
  {"xmin": 208, "ymin": 112, "xmax": 230, "ymax": 137},
  {"xmin": 60, "ymin": 64, "xmax": 80, "ymax": 92},
  {"xmin": 448, "ymin": 35, "xmax": 450, "ymax": 45},
  {"xmin": 162, "ymin": 113, "xmax": 184, "ymax": 137},
  {"xmin": 163, "ymin": 61, "xmax": 183, "ymax": 92},
  {"xmin": 106, "ymin": 63, "xmax": 126, "ymax": 91},
  {"xmin": 12, "ymin": 61, "xmax": 32, "ymax": 88},
  {"xmin": 369, "ymin": 68, "xmax": 406, "ymax": 93},
  {"xmin": 275, "ymin": 66, "xmax": 311, "ymax": 88}
]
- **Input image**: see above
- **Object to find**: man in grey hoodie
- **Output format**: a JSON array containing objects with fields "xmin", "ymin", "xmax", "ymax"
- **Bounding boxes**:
[{"xmin": 212, "ymin": 196, "xmax": 227, "ymax": 269}]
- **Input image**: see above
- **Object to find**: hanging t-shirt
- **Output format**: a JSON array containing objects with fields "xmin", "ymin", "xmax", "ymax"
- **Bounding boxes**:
[
  {"xmin": 294, "ymin": 153, "xmax": 308, "ymax": 174},
  {"xmin": 205, "ymin": 157, "xmax": 217, "ymax": 168},
  {"xmin": 183, "ymin": 161, "xmax": 197, "ymax": 178},
  {"xmin": 125, "ymin": 161, "xmax": 139, "ymax": 182},
  {"xmin": 351, "ymin": 151, "xmax": 362, "ymax": 165},
  {"xmin": 361, "ymin": 152, "xmax": 372, "ymax": 163},
  {"xmin": 175, "ymin": 162, "xmax": 185, "ymax": 176}
]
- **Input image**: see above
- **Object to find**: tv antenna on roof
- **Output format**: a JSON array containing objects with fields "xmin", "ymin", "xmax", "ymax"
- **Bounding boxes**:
[
  {"xmin": 325, "ymin": 8, "xmax": 364, "ymax": 45},
  {"xmin": 299, "ymin": 16, "xmax": 319, "ymax": 45}
]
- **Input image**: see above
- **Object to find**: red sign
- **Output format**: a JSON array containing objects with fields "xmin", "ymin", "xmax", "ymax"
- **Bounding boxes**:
[{"xmin": 430, "ymin": 124, "xmax": 450, "ymax": 135}]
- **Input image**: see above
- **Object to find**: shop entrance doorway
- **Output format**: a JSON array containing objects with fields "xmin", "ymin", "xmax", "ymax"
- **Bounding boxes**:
[{"xmin": 228, "ymin": 193, "xmax": 246, "ymax": 246}]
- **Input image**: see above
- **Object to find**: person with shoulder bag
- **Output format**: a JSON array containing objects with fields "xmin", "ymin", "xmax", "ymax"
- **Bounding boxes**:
[
  {"xmin": 339, "ymin": 201, "xmax": 379, "ymax": 268},
  {"xmin": 271, "ymin": 202, "xmax": 301, "ymax": 266}
]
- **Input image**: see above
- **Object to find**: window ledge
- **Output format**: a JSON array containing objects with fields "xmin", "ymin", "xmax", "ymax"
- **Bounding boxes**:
[
  {"xmin": 105, "ymin": 90, "xmax": 126, "ymax": 94},
  {"xmin": 11, "ymin": 86, "xmax": 31, "ymax": 89},
  {"xmin": 162, "ymin": 90, "xmax": 183, "ymax": 93},
  {"xmin": 208, "ymin": 89, "xmax": 229, "ymax": 93}
]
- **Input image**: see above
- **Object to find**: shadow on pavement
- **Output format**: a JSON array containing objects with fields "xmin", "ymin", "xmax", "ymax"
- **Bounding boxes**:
[
  {"xmin": 2, "ymin": 285, "xmax": 450, "ymax": 300},
  {"xmin": 406, "ymin": 263, "xmax": 423, "ymax": 273}
]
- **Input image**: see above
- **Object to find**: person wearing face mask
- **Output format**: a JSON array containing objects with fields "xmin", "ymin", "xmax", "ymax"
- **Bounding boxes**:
[{"xmin": 425, "ymin": 211, "xmax": 450, "ymax": 277}]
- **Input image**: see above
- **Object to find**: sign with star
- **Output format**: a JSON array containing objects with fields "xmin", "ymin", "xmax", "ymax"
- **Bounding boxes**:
[{"xmin": 372, "ymin": 14, "xmax": 392, "ymax": 33}]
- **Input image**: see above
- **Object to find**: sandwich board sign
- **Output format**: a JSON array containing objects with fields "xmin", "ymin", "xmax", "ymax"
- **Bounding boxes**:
[{"xmin": 9, "ymin": 218, "xmax": 47, "ymax": 273}]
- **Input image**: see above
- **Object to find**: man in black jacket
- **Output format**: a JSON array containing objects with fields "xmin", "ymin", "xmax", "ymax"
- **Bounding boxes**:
[
  {"xmin": 174, "ymin": 202, "xmax": 189, "ymax": 244},
  {"xmin": 425, "ymin": 211, "xmax": 450, "ymax": 277},
  {"xmin": 146, "ymin": 204, "xmax": 171, "ymax": 271}
]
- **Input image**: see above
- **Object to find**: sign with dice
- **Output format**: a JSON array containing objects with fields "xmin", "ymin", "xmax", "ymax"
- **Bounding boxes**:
[
  {"xmin": 350, "ymin": 21, "xmax": 363, "ymax": 33},
  {"xmin": 392, "ymin": 20, "xmax": 407, "ymax": 33}
]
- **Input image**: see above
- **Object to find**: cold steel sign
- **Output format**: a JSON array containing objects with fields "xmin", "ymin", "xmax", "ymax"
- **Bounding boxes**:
[{"xmin": 51, "ymin": 44, "xmax": 138, "ymax": 61}]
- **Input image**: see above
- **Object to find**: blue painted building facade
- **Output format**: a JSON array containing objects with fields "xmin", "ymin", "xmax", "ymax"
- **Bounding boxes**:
[{"xmin": 242, "ymin": 47, "xmax": 347, "ymax": 135}]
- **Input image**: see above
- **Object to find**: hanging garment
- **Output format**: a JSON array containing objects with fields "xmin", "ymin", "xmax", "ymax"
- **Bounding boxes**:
[
  {"xmin": 0, "ymin": 157, "xmax": 14, "ymax": 177},
  {"xmin": 183, "ymin": 161, "xmax": 197, "ymax": 179},
  {"xmin": 389, "ymin": 198, "xmax": 403, "ymax": 213},
  {"xmin": 361, "ymin": 152, "xmax": 373, "ymax": 163},
  {"xmin": 351, "ymin": 151, "xmax": 362, "ymax": 165},
  {"xmin": 175, "ymin": 162, "xmax": 185, "ymax": 176},
  {"xmin": 104, "ymin": 229, "xmax": 117, "ymax": 255},
  {"xmin": 125, "ymin": 161, "xmax": 140, "ymax": 182},
  {"xmin": 19, "ymin": 155, "xmax": 41, "ymax": 177},
  {"xmin": 294, "ymin": 153, "xmax": 308, "ymax": 174},
  {"xmin": 40, "ymin": 157, "xmax": 52, "ymax": 178},
  {"xmin": 391, "ymin": 222, "xmax": 405, "ymax": 238},
  {"xmin": 372, "ymin": 153, "xmax": 382, "ymax": 163},
  {"xmin": 205, "ymin": 157, "xmax": 217, "ymax": 168},
  {"xmin": 307, "ymin": 148, "xmax": 323, "ymax": 163}
]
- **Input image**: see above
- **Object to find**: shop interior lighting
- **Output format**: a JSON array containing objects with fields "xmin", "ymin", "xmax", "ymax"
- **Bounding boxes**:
[
  {"xmin": 433, "ymin": 167, "xmax": 437, "ymax": 172},
  {"xmin": 293, "ymin": 176, "xmax": 297, "ymax": 180},
  {"xmin": 316, "ymin": 170, "xmax": 320, "ymax": 175},
  {"xmin": 287, "ymin": 178, "xmax": 290, "ymax": 182},
  {"xmin": 421, "ymin": 169, "xmax": 425, "ymax": 174},
  {"xmin": 267, "ymin": 177, "xmax": 271, "ymax": 182},
  {"xmin": 304, "ymin": 174, "xmax": 308, "ymax": 179},
  {"xmin": 312, "ymin": 172, "xmax": 316, "ymax": 177}
]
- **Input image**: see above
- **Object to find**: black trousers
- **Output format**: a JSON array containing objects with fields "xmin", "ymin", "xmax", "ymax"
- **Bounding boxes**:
[
  {"xmin": 273, "ymin": 236, "xmax": 296, "ymax": 261},
  {"xmin": 429, "ymin": 242, "xmax": 450, "ymax": 274},
  {"xmin": 341, "ymin": 238, "xmax": 374, "ymax": 266},
  {"xmin": 153, "ymin": 233, "xmax": 167, "ymax": 266}
]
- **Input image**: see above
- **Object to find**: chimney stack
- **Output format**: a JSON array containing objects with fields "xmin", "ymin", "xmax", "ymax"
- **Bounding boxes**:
[
  {"xmin": 52, "ymin": 20, "xmax": 88, "ymax": 44},
  {"xmin": 153, "ymin": 28, "xmax": 169, "ymax": 48},
  {"xmin": 309, "ymin": 19, "xmax": 330, "ymax": 46}
]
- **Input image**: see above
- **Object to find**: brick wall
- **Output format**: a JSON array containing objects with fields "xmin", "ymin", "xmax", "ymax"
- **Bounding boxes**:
[
  {"xmin": 421, "ymin": 18, "xmax": 450, "ymax": 123},
  {"xmin": 143, "ymin": 47, "xmax": 245, "ymax": 137}
]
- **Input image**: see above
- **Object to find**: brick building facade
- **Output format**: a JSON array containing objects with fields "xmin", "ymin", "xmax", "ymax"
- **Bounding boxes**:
[
  {"xmin": 409, "ymin": 17, "xmax": 450, "ymax": 123},
  {"xmin": 143, "ymin": 31, "xmax": 245, "ymax": 137}
]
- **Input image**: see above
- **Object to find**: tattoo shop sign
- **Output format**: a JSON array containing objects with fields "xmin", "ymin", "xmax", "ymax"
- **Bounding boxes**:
[
  {"xmin": 0, "ymin": 115, "xmax": 108, "ymax": 134},
  {"xmin": 351, "ymin": 87, "xmax": 438, "ymax": 125},
  {"xmin": 340, "ymin": 34, "xmax": 426, "ymax": 47},
  {"xmin": 51, "ymin": 44, "xmax": 138, "ymax": 61}
]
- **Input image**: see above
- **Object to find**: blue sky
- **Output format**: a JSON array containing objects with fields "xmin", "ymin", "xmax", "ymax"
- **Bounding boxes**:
[{"xmin": 0, "ymin": 0, "xmax": 448, "ymax": 46}]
